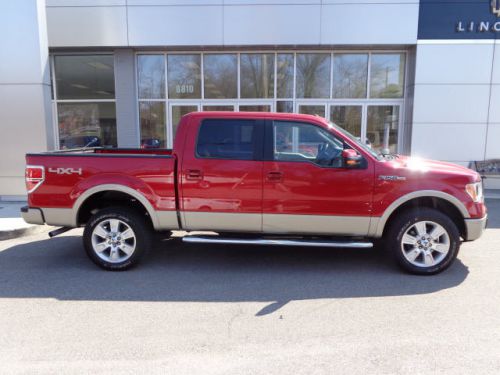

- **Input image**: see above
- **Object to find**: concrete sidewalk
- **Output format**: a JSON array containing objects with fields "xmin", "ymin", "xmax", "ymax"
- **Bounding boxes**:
[{"xmin": 0, "ymin": 202, "xmax": 52, "ymax": 240}]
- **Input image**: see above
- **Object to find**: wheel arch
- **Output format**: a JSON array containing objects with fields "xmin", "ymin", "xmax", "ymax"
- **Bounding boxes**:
[
  {"xmin": 74, "ymin": 184, "xmax": 159, "ymax": 229},
  {"xmin": 372, "ymin": 190, "xmax": 469, "ymax": 238}
]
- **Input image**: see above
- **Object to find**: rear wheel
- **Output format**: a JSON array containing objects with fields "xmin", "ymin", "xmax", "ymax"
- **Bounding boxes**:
[
  {"xmin": 83, "ymin": 207, "xmax": 151, "ymax": 270},
  {"xmin": 386, "ymin": 208, "xmax": 461, "ymax": 275}
]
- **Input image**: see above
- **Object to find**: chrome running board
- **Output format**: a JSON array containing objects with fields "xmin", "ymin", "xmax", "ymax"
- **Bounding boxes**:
[{"xmin": 182, "ymin": 236, "xmax": 373, "ymax": 248}]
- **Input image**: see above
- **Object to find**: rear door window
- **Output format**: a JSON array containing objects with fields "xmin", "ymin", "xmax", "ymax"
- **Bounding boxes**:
[{"xmin": 196, "ymin": 119, "xmax": 259, "ymax": 160}]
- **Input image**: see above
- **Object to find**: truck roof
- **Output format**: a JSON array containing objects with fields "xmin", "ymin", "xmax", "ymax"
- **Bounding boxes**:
[{"xmin": 183, "ymin": 111, "xmax": 329, "ymax": 124}]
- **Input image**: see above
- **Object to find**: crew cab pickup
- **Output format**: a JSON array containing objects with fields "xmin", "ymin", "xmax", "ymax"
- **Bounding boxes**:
[{"xmin": 22, "ymin": 112, "xmax": 487, "ymax": 274}]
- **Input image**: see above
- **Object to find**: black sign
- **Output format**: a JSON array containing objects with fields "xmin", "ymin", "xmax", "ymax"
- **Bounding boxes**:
[{"xmin": 419, "ymin": 0, "xmax": 500, "ymax": 39}]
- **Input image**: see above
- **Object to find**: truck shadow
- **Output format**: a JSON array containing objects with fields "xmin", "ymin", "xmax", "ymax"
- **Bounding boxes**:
[{"xmin": 0, "ymin": 234, "xmax": 469, "ymax": 316}]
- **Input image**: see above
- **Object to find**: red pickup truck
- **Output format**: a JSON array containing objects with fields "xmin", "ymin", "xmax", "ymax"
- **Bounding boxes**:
[{"xmin": 22, "ymin": 112, "xmax": 487, "ymax": 274}]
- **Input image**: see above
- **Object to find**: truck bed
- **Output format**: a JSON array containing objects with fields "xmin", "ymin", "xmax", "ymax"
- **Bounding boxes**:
[{"xmin": 26, "ymin": 148, "xmax": 177, "ymax": 215}]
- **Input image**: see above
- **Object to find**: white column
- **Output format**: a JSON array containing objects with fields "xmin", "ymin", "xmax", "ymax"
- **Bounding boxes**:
[{"xmin": 0, "ymin": 0, "xmax": 53, "ymax": 198}]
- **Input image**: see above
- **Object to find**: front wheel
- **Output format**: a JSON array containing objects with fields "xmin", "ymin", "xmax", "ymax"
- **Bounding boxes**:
[
  {"xmin": 83, "ymin": 207, "xmax": 151, "ymax": 271},
  {"xmin": 386, "ymin": 208, "xmax": 461, "ymax": 275}
]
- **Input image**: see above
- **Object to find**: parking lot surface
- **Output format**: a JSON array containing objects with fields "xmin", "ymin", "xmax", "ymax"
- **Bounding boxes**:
[{"xmin": 0, "ymin": 200, "xmax": 499, "ymax": 374}]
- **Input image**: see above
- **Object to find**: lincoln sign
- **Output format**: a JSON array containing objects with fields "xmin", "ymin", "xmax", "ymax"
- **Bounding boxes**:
[{"xmin": 419, "ymin": 0, "xmax": 500, "ymax": 40}]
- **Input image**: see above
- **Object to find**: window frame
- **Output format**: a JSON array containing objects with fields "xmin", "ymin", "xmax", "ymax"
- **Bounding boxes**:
[
  {"xmin": 131, "ymin": 49, "xmax": 408, "ymax": 152},
  {"xmin": 265, "ymin": 120, "xmax": 366, "ymax": 169},
  {"xmin": 50, "ymin": 52, "xmax": 117, "ymax": 150}
]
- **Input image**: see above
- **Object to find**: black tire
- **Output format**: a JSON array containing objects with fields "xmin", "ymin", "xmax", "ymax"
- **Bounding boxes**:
[
  {"xmin": 83, "ymin": 207, "xmax": 152, "ymax": 271},
  {"xmin": 385, "ymin": 208, "xmax": 461, "ymax": 275}
]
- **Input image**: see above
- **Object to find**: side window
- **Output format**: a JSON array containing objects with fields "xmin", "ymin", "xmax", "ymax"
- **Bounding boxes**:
[
  {"xmin": 273, "ymin": 121, "xmax": 344, "ymax": 167},
  {"xmin": 197, "ymin": 119, "xmax": 257, "ymax": 160}
]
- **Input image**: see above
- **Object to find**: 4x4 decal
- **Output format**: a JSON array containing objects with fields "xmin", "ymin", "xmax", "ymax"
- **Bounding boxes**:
[{"xmin": 48, "ymin": 167, "xmax": 82, "ymax": 175}]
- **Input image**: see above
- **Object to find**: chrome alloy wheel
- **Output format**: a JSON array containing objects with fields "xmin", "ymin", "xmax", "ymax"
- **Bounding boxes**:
[
  {"xmin": 400, "ymin": 220, "xmax": 450, "ymax": 268},
  {"xmin": 91, "ymin": 219, "xmax": 136, "ymax": 263}
]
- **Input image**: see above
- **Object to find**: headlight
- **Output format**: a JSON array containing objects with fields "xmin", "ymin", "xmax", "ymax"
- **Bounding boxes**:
[{"xmin": 465, "ymin": 182, "xmax": 483, "ymax": 202}]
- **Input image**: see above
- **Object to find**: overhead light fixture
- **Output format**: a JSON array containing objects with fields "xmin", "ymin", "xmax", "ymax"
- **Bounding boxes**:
[
  {"xmin": 87, "ymin": 61, "xmax": 111, "ymax": 70},
  {"xmin": 71, "ymin": 84, "xmax": 88, "ymax": 89}
]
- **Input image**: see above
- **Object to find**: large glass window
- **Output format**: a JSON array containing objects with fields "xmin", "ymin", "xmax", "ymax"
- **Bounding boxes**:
[
  {"xmin": 171, "ymin": 105, "xmax": 199, "ymax": 138},
  {"xmin": 330, "ymin": 106, "xmax": 362, "ymax": 138},
  {"xmin": 239, "ymin": 104, "xmax": 271, "ymax": 112},
  {"xmin": 132, "ymin": 50, "xmax": 407, "ymax": 152},
  {"xmin": 370, "ymin": 53, "xmax": 405, "ymax": 98},
  {"xmin": 53, "ymin": 54, "xmax": 117, "ymax": 149},
  {"xmin": 203, "ymin": 54, "xmax": 237, "ymax": 99},
  {"xmin": 137, "ymin": 55, "xmax": 165, "ymax": 99},
  {"xmin": 197, "ymin": 120, "xmax": 256, "ymax": 160},
  {"xmin": 298, "ymin": 105, "xmax": 326, "ymax": 117},
  {"xmin": 276, "ymin": 101, "xmax": 293, "ymax": 113},
  {"xmin": 277, "ymin": 54, "xmax": 294, "ymax": 98},
  {"xmin": 273, "ymin": 121, "xmax": 344, "ymax": 167},
  {"xmin": 58, "ymin": 102, "xmax": 117, "ymax": 149},
  {"xmin": 167, "ymin": 54, "xmax": 201, "ymax": 99},
  {"xmin": 54, "ymin": 55, "xmax": 115, "ymax": 100},
  {"xmin": 332, "ymin": 54, "xmax": 368, "ymax": 98},
  {"xmin": 240, "ymin": 54, "xmax": 274, "ymax": 98},
  {"xmin": 367, "ymin": 105, "xmax": 400, "ymax": 153},
  {"xmin": 296, "ymin": 53, "xmax": 331, "ymax": 98},
  {"xmin": 139, "ymin": 102, "xmax": 166, "ymax": 148}
]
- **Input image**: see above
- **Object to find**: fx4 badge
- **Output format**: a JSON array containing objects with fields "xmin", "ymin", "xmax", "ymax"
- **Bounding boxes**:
[
  {"xmin": 48, "ymin": 167, "xmax": 82, "ymax": 175},
  {"xmin": 379, "ymin": 175, "xmax": 406, "ymax": 181}
]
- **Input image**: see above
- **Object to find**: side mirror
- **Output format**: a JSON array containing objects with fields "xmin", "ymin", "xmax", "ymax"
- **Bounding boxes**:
[{"xmin": 342, "ymin": 149, "xmax": 363, "ymax": 168}]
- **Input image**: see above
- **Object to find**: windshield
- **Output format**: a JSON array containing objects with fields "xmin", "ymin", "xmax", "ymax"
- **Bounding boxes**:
[{"xmin": 328, "ymin": 121, "xmax": 380, "ymax": 159}]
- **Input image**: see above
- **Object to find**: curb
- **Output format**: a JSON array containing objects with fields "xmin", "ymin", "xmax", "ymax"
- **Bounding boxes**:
[{"xmin": 0, "ymin": 225, "xmax": 54, "ymax": 241}]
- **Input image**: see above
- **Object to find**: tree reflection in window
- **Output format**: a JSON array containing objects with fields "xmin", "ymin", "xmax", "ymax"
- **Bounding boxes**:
[{"xmin": 296, "ymin": 53, "xmax": 331, "ymax": 98}]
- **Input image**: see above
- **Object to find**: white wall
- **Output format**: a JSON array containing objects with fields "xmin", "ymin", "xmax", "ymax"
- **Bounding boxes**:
[
  {"xmin": 45, "ymin": 0, "xmax": 419, "ymax": 47},
  {"xmin": 0, "ymin": 0, "xmax": 53, "ymax": 198},
  {"xmin": 411, "ymin": 40, "xmax": 500, "ymax": 188}
]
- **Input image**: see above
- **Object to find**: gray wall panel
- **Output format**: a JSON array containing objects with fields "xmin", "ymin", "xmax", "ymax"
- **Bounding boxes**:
[
  {"xmin": 128, "ymin": 0, "xmax": 221, "ymax": 4},
  {"xmin": 0, "ymin": 0, "xmax": 52, "ymax": 197},
  {"xmin": 414, "ymin": 44, "xmax": 494, "ymax": 85},
  {"xmin": 128, "ymin": 5, "xmax": 223, "ymax": 46},
  {"xmin": 412, "ymin": 40, "xmax": 498, "ymax": 169},
  {"xmin": 487, "ymin": 85, "xmax": 500, "ymax": 124},
  {"xmin": 412, "ymin": 84, "xmax": 490, "ymax": 124},
  {"xmin": 411, "ymin": 123, "xmax": 487, "ymax": 162},
  {"xmin": 47, "ymin": 6, "xmax": 128, "ymax": 47},
  {"xmin": 485, "ymin": 124, "xmax": 500, "ymax": 159},
  {"xmin": 320, "ymin": 3, "xmax": 418, "ymax": 45},
  {"xmin": 224, "ymin": 4, "xmax": 320, "ymax": 45},
  {"xmin": 0, "ymin": 1, "xmax": 49, "ymax": 84},
  {"xmin": 46, "ymin": 1, "xmax": 420, "ymax": 47},
  {"xmin": 114, "ymin": 50, "xmax": 140, "ymax": 148},
  {"xmin": 47, "ymin": 0, "xmax": 126, "ymax": 5},
  {"xmin": 491, "ymin": 42, "xmax": 500, "ymax": 84}
]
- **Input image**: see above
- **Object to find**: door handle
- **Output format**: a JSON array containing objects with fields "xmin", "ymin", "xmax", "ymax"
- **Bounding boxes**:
[
  {"xmin": 267, "ymin": 171, "xmax": 283, "ymax": 182},
  {"xmin": 186, "ymin": 169, "xmax": 203, "ymax": 180}
]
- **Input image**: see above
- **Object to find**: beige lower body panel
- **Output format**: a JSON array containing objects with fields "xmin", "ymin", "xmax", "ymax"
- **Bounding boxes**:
[
  {"xmin": 183, "ymin": 212, "xmax": 371, "ymax": 236},
  {"xmin": 263, "ymin": 214, "xmax": 371, "ymax": 236},
  {"xmin": 42, "ymin": 208, "xmax": 76, "ymax": 227},
  {"xmin": 156, "ymin": 210, "xmax": 179, "ymax": 230},
  {"xmin": 182, "ymin": 212, "xmax": 262, "ymax": 232}
]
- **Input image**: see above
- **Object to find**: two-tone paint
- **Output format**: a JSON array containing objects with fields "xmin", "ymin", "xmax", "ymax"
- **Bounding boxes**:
[{"xmin": 22, "ymin": 112, "xmax": 487, "ymax": 241}]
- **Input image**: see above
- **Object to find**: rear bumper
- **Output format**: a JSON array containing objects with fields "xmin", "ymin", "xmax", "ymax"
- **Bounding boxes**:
[
  {"xmin": 21, "ymin": 206, "xmax": 45, "ymax": 225},
  {"xmin": 464, "ymin": 215, "xmax": 488, "ymax": 241},
  {"xmin": 21, "ymin": 206, "xmax": 76, "ymax": 227}
]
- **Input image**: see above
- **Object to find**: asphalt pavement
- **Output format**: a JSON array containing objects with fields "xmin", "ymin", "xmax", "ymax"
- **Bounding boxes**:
[{"xmin": 0, "ymin": 200, "xmax": 499, "ymax": 374}]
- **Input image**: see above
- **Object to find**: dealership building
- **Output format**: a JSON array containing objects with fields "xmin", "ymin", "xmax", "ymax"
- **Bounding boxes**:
[{"xmin": 1, "ymin": 0, "xmax": 500, "ymax": 198}]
